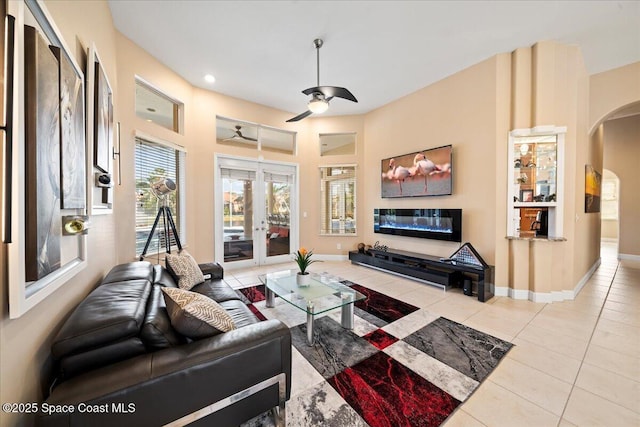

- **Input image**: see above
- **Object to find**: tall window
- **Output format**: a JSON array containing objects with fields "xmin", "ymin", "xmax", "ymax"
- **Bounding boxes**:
[
  {"xmin": 135, "ymin": 137, "xmax": 186, "ymax": 256},
  {"xmin": 601, "ymin": 177, "xmax": 619, "ymax": 220},
  {"xmin": 320, "ymin": 166, "xmax": 356, "ymax": 235}
]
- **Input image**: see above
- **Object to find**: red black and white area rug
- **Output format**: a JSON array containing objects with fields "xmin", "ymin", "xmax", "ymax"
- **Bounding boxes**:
[{"xmin": 237, "ymin": 280, "xmax": 512, "ymax": 427}]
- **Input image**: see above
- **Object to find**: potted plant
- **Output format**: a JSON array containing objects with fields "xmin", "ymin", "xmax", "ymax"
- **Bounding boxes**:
[{"xmin": 293, "ymin": 247, "xmax": 318, "ymax": 286}]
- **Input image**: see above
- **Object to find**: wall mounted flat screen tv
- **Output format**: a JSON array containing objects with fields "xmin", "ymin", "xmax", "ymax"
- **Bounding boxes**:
[
  {"xmin": 374, "ymin": 208, "xmax": 462, "ymax": 242},
  {"xmin": 381, "ymin": 144, "xmax": 452, "ymax": 198}
]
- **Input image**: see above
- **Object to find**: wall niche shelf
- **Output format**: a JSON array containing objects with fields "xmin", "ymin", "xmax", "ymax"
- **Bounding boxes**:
[{"xmin": 507, "ymin": 126, "xmax": 566, "ymax": 239}]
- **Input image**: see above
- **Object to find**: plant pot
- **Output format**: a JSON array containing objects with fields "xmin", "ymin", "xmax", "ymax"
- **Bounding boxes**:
[{"xmin": 296, "ymin": 272, "xmax": 311, "ymax": 286}]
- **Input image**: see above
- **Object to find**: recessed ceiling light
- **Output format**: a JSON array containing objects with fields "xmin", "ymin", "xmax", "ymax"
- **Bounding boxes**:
[{"xmin": 204, "ymin": 74, "xmax": 216, "ymax": 84}]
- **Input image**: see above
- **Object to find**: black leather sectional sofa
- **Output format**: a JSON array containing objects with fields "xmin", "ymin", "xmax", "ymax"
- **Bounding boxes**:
[{"xmin": 38, "ymin": 261, "xmax": 291, "ymax": 426}]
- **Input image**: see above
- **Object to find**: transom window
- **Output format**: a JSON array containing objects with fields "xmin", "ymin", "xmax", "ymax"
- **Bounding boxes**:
[
  {"xmin": 216, "ymin": 116, "xmax": 296, "ymax": 154},
  {"xmin": 135, "ymin": 77, "xmax": 183, "ymax": 134}
]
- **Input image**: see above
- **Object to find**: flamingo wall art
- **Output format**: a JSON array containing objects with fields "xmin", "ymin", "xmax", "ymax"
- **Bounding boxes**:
[{"xmin": 381, "ymin": 145, "xmax": 453, "ymax": 198}]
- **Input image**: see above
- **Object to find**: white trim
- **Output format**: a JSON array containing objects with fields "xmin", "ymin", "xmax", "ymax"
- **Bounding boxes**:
[
  {"xmin": 214, "ymin": 154, "xmax": 298, "ymax": 269},
  {"xmin": 572, "ymin": 257, "xmax": 601, "ymax": 298},
  {"xmin": 619, "ymin": 253, "xmax": 640, "ymax": 262},
  {"xmin": 494, "ymin": 257, "xmax": 601, "ymax": 303},
  {"xmin": 86, "ymin": 43, "xmax": 113, "ymax": 215},
  {"xmin": 494, "ymin": 286, "xmax": 509, "ymax": 297},
  {"xmin": 600, "ymin": 237, "xmax": 618, "ymax": 243}
]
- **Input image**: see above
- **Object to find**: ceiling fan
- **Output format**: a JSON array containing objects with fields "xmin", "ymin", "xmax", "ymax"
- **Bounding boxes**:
[
  {"xmin": 286, "ymin": 38, "xmax": 358, "ymax": 122},
  {"xmin": 223, "ymin": 125, "xmax": 257, "ymax": 142}
]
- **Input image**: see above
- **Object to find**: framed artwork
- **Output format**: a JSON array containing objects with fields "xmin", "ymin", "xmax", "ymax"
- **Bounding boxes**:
[
  {"xmin": 520, "ymin": 189, "xmax": 534, "ymax": 202},
  {"xmin": 381, "ymin": 144, "xmax": 452, "ymax": 198},
  {"xmin": 24, "ymin": 24, "xmax": 62, "ymax": 281},
  {"xmin": 50, "ymin": 45, "xmax": 86, "ymax": 209},
  {"xmin": 87, "ymin": 45, "xmax": 114, "ymax": 215},
  {"xmin": 93, "ymin": 58, "xmax": 112, "ymax": 173},
  {"xmin": 585, "ymin": 165, "xmax": 601, "ymax": 213},
  {"xmin": 6, "ymin": 1, "xmax": 88, "ymax": 318}
]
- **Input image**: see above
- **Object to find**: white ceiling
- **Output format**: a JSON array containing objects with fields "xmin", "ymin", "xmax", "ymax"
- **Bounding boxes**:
[{"xmin": 109, "ymin": 1, "xmax": 640, "ymax": 119}]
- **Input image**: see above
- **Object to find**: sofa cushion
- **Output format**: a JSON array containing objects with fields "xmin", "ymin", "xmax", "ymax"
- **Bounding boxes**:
[
  {"xmin": 191, "ymin": 280, "xmax": 242, "ymax": 303},
  {"xmin": 154, "ymin": 264, "xmax": 179, "ymax": 288},
  {"xmin": 52, "ymin": 279, "xmax": 151, "ymax": 360},
  {"xmin": 162, "ymin": 288, "xmax": 236, "ymax": 339},
  {"xmin": 58, "ymin": 337, "xmax": 146, "ymax": 380},
  {"xmin": 102, "ymin": 261, "xmax": 154, "ymax": 286},
  {"xmin": 140, "ymin": 285, "xmax": 188, "ymax": 350},
  {"xmin": 165, "ymin": 250, "xmax": 204, "ymax": 290},
  {"xmin": 218, "ymin": 299, "xmax": 260, "ymax": 329}
]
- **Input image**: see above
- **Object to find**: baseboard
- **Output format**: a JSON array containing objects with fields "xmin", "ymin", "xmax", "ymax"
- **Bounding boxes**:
[
  {"xmin": 619, "ymin": 253, "xmax": 640, "ymax": 262},
  {"xmin": 494, "ymin": 257, "xmax": 601, "ymax": 302},
  {"xmin": 316, "ymin": 254, "xmax": 349, "ymax": 262},
  {"xmin": 600, "ymin": 238, "xmax": 618, "ymax": 243},
  {"xmin": 572, "ymin": 257, "xmax": 601, "ymax": 298}
]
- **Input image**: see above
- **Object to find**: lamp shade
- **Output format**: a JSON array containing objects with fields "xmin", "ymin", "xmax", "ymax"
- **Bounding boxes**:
[{"xmin": 308, "ymin": 98, "xmax": 329, "ymax": 114}]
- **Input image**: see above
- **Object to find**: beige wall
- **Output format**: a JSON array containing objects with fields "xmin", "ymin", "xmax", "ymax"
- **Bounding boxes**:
[
  {"xmin": 590, "ymin": 62, "xmax": 640, "ymax": 132},
  {"xmin": 0, "ymin": 1, "xmax": 119, "ymax": 426},
  {"xmin": 603, "ymin": 115, "xmax": 640, "ymax": 256},
  {"xmin": 363, "ymin": 56, "xmax": 501, "ymax": 267},
  {"xmin": 504, "ymin": 42, "xmax": 595, "ymax": 296},
  {"xmin": 2, "ymin": 1, "xmax": 639, "ymax": 424}
]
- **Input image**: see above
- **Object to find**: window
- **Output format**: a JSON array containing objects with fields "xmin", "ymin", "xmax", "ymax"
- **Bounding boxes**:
[
  {"xmin": 320, "ymin": 166, "xmax": 356, "ymax": 235},
  {"xmin": 135, "ymin": 77, "xmax": 183, "ymax": 133},
  {"xmin": 601, "ymin": 178, "xmax": 618, "ymax": 220},
  {"xmin": 216, "ymin": 116, "xmax": 296, "ymax": 154},
  {"xmin": 320, "ymin": 132, "xmax": 356, "ymax": 156},
  {"xmin": 135, "ymin": 137, "xmax": 186, "ymax": 256}
]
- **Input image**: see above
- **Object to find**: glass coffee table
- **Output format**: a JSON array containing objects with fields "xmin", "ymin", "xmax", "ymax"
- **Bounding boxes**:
[{"xmin": 259, "ymin": 270, "xmax": 366, "ymax": 345}]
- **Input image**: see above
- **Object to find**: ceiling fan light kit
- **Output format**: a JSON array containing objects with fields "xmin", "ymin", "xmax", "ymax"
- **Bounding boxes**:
[
  {"xmin": 286, "ymin": 38, "xmax": 358, "ymax": 122},
  {"xmin": 308, "ymin": 95, "xmax": 329, "ymax": 114}
]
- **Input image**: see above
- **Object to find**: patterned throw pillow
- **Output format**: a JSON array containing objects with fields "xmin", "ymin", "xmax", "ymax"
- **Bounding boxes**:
[
  {"xmin": 165, "ymin": 250, "xmax": 205, "ymax": 290},
  {"xmin": 161, "ymin": 287, "xmax": 236, "ymax": 339}
]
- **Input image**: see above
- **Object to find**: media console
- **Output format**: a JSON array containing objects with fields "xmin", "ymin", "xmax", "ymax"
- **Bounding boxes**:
[{"xmin": 348, "ymin": 248, "xmax": 494, "ymax": 302}]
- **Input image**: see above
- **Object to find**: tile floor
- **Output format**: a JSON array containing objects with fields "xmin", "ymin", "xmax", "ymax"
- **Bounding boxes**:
[{"xmin": 225, "ymin": 243, "xmax": 640, "ymax": 426}]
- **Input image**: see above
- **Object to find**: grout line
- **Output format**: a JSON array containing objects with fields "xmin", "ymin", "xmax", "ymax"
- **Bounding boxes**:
[{"xmin": 556, "ymin": 259, "xmax": 621, "ymax": 426}]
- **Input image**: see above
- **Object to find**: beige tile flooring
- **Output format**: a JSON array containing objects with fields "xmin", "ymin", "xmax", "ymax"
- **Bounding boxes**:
[{"xmin": 225, "ymin": 244, "xmax": 640, "ymax": 426}]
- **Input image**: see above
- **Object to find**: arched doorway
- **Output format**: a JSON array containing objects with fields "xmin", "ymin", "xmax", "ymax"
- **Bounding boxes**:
[{"xmin": 594, "ymin": 101, "xmax": 640, "ymax": 262}]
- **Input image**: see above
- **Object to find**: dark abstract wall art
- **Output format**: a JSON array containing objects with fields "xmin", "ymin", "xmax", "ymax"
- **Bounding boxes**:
[
  {"xmin": 50, "ymin": 45, "xmax": 86, "ymax": 209},
  {"xmin": 24, "ymin": 25, "xmax": 61, "ymax": 281},
  {"xmin": 94, "ymin": 59, "xmax": 112, "ymax": 173},
  {"xmin": 585, "ymin": 164, "xmax": 602, "ymax": 213}
]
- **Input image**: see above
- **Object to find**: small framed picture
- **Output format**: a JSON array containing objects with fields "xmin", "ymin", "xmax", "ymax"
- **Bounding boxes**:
[{"xmin": 520, "ymin": 189, "xmax": 534, "ymax": 202}]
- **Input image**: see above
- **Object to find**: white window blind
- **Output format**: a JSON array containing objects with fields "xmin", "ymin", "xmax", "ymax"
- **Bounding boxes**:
[
  {"xmin": 319, "ymin": 166, "xmax": 357, "ymax": 235},
  {"xmin": 135, "ymin": 138, "xmax": 186, "ymax": 256}
]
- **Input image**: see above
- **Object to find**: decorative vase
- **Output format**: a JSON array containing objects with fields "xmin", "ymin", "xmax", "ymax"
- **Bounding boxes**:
[{"xmin": 296, "ymin": 272, "xmax": 311, "ymax": 286}]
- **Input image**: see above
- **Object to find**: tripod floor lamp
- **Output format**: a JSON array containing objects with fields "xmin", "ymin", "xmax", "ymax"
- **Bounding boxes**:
[{"xmin": 139, "ymin": 178, "xmax": 182, "ymax": 261}]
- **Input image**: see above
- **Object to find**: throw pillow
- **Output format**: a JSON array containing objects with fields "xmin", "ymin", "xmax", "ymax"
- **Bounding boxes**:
[
  {"xmin": 161, "ymin": 287, "xmax": 236, "ymax": 339},
  {"xmin": 165, "ymin": 250, "xmax": 205, "ymax": 290}
]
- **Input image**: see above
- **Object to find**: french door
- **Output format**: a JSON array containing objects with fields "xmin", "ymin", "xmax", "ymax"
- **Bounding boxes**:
[{"xmin": 215, "ymin": 155, "xmax": 297, "ymax": 268}]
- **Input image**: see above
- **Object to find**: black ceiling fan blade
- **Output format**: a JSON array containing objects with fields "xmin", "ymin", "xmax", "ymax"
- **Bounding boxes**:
[
  {"xmin": 236, "ymin": 131, "xmax": 257, "ymax": 142},
  {"xmin": 302, "ymin": 86, "xmax": 357, "ymax": 103},
  {"xmin": 286, "ymin": 110, "xmax": 313, "ymax": 123}
]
